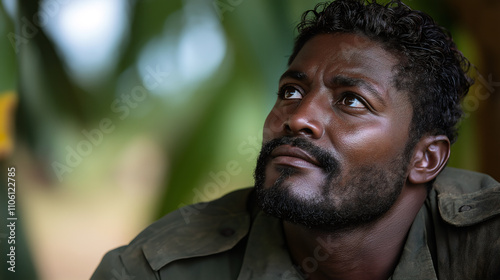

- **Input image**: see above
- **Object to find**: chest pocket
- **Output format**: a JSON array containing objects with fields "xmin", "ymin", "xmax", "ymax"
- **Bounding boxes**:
[{"xmin": 438, "ymin": 186, "xmax": 500, "ymax": 227}]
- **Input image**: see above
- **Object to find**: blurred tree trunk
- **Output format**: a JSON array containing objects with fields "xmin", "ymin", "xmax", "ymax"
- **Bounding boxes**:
[{"xmin": 444, "ymin": 0, "xmax": 500, "ymax": 181}]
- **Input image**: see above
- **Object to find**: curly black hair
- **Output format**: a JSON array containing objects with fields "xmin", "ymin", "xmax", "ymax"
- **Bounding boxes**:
[{"xmin": 289, "ymin": 0, "xmax": 472, "ymax": 145}]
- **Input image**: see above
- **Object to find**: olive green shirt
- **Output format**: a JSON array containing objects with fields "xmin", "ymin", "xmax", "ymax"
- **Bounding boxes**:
[{"xmin": 91, "ymin": 168, "xmax": 500, "ymax": 279}]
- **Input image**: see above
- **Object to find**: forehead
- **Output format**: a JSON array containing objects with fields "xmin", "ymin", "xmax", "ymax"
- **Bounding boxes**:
[
  {"xmin": 287, "ymin": 33, "xmax": 407, "ymax": 105},
  {"xmin": 291, "ymin": 32, "xmax": 399, "ymax": 74}
]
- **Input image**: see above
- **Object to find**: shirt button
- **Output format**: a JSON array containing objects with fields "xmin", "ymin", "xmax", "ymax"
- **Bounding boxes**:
[
  {"xmin": 459, "ymin": 205, "xmax": 473, "ymax": 212},
  {"xmin": 220, "ymin": 228, "xmax": 235, "ymax": 237}
]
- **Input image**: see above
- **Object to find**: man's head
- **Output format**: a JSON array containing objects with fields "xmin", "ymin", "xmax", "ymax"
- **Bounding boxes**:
[
  {"xmin": 290, "ymin": 0, "xmax": 472, "ymax": 146},
  {"xmin": 254, "ymin": 0, "xmax": 472, "ymax": 231}
]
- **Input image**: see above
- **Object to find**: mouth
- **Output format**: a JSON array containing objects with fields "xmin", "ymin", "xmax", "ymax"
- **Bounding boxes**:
[{"xmin": 270, "ymin": 145, "xmax": 322, "ymax": 168}]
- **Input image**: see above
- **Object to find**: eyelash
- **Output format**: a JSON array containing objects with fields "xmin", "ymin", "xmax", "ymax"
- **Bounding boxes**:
[
  {"xmin": 277, "ymin": 85, "xmax": 302, "ymax": 99},
  {"xmin": 338, "ymin": 92, "xmax": 367, "ymax": 106}
]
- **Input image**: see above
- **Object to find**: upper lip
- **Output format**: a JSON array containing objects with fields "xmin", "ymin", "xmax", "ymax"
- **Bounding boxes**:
[{"xmin": 271, "ymin": 145, "xmax": 321, "ymax": 167}]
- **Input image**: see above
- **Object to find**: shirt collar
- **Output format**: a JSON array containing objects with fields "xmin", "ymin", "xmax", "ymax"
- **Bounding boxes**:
[
  {"xmin": 239, "ymin": 207, "xmax": 438, "ymax": 280},
  {"xmin": 390, "ymin": 205, "xmax": 437, "ymax": 280},
  {"xmin": 141, "ymin": 190, "xmax": 252, "ymax": 271},
  {"xmin": 237, "ymin": 211, "xmax": 302, "ymax": 280}
]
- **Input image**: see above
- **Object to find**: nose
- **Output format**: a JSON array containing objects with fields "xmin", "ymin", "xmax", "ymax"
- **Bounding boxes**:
[{"xmin": 284, "ymin": 96, "xmax": 325, "ymax": 139}]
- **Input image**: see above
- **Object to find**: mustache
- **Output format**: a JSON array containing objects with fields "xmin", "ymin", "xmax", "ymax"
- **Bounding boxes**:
[{"xmin": 258, "ymin": 136, "xmax": 339, "ymax": 174}]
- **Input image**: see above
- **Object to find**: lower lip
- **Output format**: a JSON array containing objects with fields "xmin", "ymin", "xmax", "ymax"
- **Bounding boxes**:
[{"xmin": 271, "ymin": 156, "xmax": 320, "ymax": 169}]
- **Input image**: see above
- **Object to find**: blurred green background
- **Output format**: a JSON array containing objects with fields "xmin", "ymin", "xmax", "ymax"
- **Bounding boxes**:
[{"xmin": 1, "ymin": 0, "xmax": 499, "ymax": 279}]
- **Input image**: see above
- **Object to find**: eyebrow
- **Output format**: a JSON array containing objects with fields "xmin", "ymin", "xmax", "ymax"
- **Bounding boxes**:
[
  {"xmin": 279, "ymin": 70, "xmax": 308, "ymax": 82},
  {"xmin": 330, "ymin": 75, "xmax": 386, "ymax": 107}
]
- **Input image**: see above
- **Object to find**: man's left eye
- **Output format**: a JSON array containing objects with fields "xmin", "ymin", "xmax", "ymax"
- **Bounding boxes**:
[
  {"xmin": 279, "ymin": 86, "xmax": 303, "ymax": 100},
  {"xmin": 339, "ymin": 94, "xmax": 366, "ymax": 108}
]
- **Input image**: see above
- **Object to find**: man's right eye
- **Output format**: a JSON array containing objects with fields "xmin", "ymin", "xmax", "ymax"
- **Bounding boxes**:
[{"xmin": 278, "ymin": 86, "xmax": 303, "ymax": 100}]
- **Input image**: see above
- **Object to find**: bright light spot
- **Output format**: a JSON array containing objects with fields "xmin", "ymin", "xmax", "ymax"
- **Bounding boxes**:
[
  {"xmin": 1, "ymin": 0, "xmax": 17, "ymax": 20},
  {"xmin": 41, "ymin": 0, "xmax": 130, "ymax": 87},
  {"xmin": 137, "ymin": 0, "xmax": 227, "ymax": 101}
]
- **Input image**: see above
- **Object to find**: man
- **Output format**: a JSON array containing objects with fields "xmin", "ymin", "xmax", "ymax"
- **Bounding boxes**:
[{"xmin": 92, "ymin": 0, "xmax": 500, "ymax": 279}]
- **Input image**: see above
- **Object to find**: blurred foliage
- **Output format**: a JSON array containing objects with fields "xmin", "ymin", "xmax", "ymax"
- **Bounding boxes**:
[
  {"xmin": 1, "ymin": 3, "xmax": 37, "ymax": 280},
  {"xmin": 8, "ymin": 0, "xmax": 493, "ymax": 224},
  {"xmin": 0, "ymin": 5, "xmax": 16, "ymax": 93}
]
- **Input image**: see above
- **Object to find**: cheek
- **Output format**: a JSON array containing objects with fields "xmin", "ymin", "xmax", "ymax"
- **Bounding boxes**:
[
  {"xmin": 337, "ymin": 121, "xmax": 410, "ymax": 164},
  {"xmin": 263, "ymin": 108, "xmax": 285, "ymax": 141},
  {"xmin": 263, "ymin": 101, "xmax": 300, "ymax": 141}
]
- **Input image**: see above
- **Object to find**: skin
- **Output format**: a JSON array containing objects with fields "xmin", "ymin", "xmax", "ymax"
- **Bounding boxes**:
[{"xmin": 261, "ymin": 33, "xmax": 451, "ymax": 279}]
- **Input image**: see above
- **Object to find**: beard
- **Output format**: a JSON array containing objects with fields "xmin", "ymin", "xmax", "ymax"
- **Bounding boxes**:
[{"xmin": 254, "ymin": 136, "xmax": 411, "ymax": 231}]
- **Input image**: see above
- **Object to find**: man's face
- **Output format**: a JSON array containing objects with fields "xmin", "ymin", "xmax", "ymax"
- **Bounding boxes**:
[{"xmin": 254, "ymin": 33, "xmax": 415, "ymax": 230}]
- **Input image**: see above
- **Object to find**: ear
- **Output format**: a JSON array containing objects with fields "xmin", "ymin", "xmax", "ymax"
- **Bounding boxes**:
[{"xmin": 408, "ymin": 135, "xmax": 450, "ymax": 184}]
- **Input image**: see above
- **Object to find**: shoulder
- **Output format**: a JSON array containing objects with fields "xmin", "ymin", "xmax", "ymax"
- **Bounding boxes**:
[
  {"xmin": 91, "ymin": 187, "xmax": 255, "ymax": 280},
  {"xmin": 429, "ymin": 168, "xmax": 500, "ymax": 279},
  {"xmin": 433, "ymin": 167, "xmax": 500, "ymax": 226},
  {"xmin": 434, "ymin": 167, "xmax": 499, "ymax": 194}
]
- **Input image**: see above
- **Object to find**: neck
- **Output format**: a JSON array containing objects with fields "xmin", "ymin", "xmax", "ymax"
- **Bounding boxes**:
[{"xmin": 283, "ymin": 185, "xmax": 427, "ymax": 280}]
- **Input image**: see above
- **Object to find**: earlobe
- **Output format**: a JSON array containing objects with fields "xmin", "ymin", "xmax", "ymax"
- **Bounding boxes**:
[{"xmin": 408, "ymin": 135, "xmax": 450, "ymax": 184}]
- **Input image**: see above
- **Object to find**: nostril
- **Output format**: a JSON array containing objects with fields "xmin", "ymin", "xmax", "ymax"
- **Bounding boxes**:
[
  {"xmin": 285, "ymin": 111, "xmax": 324, "ymax": 139},
  {"xmin": 284, "ymin": 122, "xmax": 317, "ymax": 138},
  {"xmin": 299, "ymin": 127, "xmax": 314, "ymax": 136}
]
